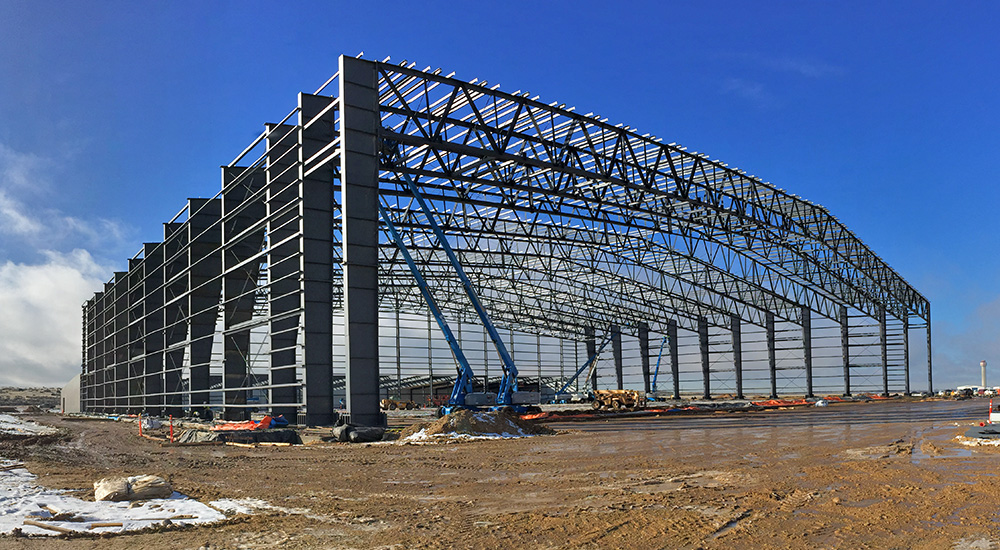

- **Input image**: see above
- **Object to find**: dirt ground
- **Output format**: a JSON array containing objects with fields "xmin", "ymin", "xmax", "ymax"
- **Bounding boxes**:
[{"xmin": 2, "ymin": 399, "xmax": 999, "ymax": 549}]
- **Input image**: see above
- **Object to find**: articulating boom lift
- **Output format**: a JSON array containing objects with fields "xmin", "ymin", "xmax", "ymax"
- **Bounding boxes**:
[{"xmin": 380, "ymin": 139, "xmax": 538, "ymax": 415}]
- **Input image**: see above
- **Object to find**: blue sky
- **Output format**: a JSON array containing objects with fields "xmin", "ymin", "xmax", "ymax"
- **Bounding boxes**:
[{"xmin": 0, "ymin": 1, "xmax": 996, "ymax": 389}]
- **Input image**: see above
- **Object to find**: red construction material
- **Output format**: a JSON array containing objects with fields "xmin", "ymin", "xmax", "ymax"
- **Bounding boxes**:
[{"xmin": 169, "ymin": 415, "xmax": 174, "ymax": 443}]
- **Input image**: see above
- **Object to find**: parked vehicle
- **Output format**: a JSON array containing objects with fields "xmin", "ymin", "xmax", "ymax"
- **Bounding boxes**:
[
  {"xmin": 380, "ymin": 398, "xmax": 419, "ymax": 411},
  {"xmin": 591, "ymin": 389, "xmax": 646, "ymax": 411}
]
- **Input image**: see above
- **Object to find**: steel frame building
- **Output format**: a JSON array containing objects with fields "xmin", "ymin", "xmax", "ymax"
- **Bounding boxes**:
[{"xmin": 81, "ymin": 55, "xmax": 932, "ymax": 426}]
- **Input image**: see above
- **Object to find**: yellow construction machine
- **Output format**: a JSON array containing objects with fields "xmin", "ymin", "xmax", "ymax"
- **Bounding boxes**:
[{"xmin": 591, "ymin": 389, "xmax": 646, "ymax": 411}]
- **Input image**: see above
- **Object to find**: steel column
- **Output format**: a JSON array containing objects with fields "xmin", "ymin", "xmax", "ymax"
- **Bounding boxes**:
[
  {"xmin": 699, "ymin": 317, "xmax": 710, "ymax": 399},
  {"xmin": 903, "ymin": 316, "xmax": 911, "ymax": 395},
  {"xmin": 299, "ymin": 92, "xmax": 337, "ymax": 425},
  {"xmin": 880, "ymin": 307, "xmax": 889, "ymax": 396},
  {"xmin": 767, "ymin": 312, "xmax": 777, "ymax": 398},
  {"xmin": 340, "ymin": 55, "xmax": 383, "ymax": 427},
  {"xmin": 927, "ymin": 306, "xmax": 933, "ymax": 394},
  {"xmin": 841, "ymin": 305, "xmax": 851, "ymax": 396},
  {"xmin": 731, "ymin": 315, "xmax": 743, "ymax": 400},
  {"xmin": 221, "ymin": 167, "xmax": 265, "ymax": 421},
  {"xmin": 585, "ymin": 327, "xmax": 597, "ymax": 392},
  {"xmin": 802, "ymin": 306, "xmax": 813, "ymax": 398},
  {"xmin": 639, "ymin": 322, "xmax": 651, "ymax": 394},
  {"xmin": 611, "ymin": 325, "xmax": 623, "ymax": 390},
  {"xmin": 187, "ymin": 198, "xmax": 222, "ymax": 413},
  {"xmin": 264, "ymin": 123, "xmax": 300, "ymax": 420},
  {"xmin": 668, "ymin": 319, "xmax": 679, "ymax": 399}
]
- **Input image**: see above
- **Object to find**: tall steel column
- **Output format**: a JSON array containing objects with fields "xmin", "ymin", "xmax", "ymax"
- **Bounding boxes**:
[
  {"xmin": 299, "ymin": 92, "xmax": 337, "ymax": 425},
  {"xmin": 112, "ymin": 271, "xmax": 127, "ymax": 412},
  {"xmin": 802, "ymin": 306, "xmax": 813, "ymax": 398},
  {"xmin": 699, "ymin": 317, "xmax": 710, "ymax": 399},
  {"xmin": 668, "ymin": 319, "xmax": 679, "ymax": 399},
  {"xmin": 879, "ymin": 307, "xmax": 889, "ymax": 396},
  {"xmin": 639, "ymin": 322, "xmax": 651, "ymax": 394},
  {"xmin": 339, "ymin": 55, "xmax": 383, "ymax": 427},
  {"xmin": 731, "ymin": 315, "xmax": 743, "ymax": 399},
  {"xmin": 767, "ymin": 312, "xmax": 777, "ymax": 398},
  {"xmin": 187, "ymin": 198, "xmax": 222, "ymax": 413},
  {"xmin": 841, "ymin": 305, "xmax": 851, "ymax": 396},
  {"xmin": 162, "ymin": 221, "xmax": 187, "ymax": 417},
  {"xmin": 221, "ymin": 167, "xmax": 264, "ymax": 421},
  {"xmin": 126, "ymin": 261, "xmax": 143, "ymax": 413},
  {"xmin": 903, "ymin": 316, "xmax": 911, "ymax": 395},
  {"xmin": 611, "ymin": 325, "xmax": 623, "ymax": 390},
  {"xmin": 141, "ymin": 243, "xmax": 164, "ymax": 415},
  {"xmin": 585, "ymin": 327, "xmax": 597, "ymax": 392},
  {"xmin": 927, "ymin": 305, "xmax": 933, "ymax": 394},
  {"xmin": 265, "ymin": 123, "xmax": 300, "ymax": 420}
]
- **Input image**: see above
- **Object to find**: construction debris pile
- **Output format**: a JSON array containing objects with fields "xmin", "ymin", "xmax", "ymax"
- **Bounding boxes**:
[{"xmin": 400, "ymin": 409, "xmax": 554, "ymax": 442}]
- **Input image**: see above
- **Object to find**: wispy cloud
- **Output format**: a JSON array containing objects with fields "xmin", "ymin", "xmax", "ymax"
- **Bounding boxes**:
[
  {"xmin": 0, "ymin": 143, "xmax": 132, "ymax": 260},
  {"xmin": 721, "ymin": 51, "xmax": 847, "ymax": 79},
  {"xmin": 721, "ymin": 77, "xmax": 777, "ymax": 109}
]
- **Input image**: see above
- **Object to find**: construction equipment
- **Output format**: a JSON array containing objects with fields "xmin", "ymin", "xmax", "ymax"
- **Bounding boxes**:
[
  {"xmin": 553, "ymin": 335, "xmax": 612, "ymax": 402},
  {"xmin": 381, "ymin": 138, "xmax": 536, "ymax": 416},
  {"xmin": 591, "ymin": 390, "xmax": 647, "ymax": 411},
  {"xmin": 380, "ymin": 398, "xmax": 418, "ymax": 411},
  {"xmin": 651, "ymin": 336, "xmax": 667, "ymax": 393}
]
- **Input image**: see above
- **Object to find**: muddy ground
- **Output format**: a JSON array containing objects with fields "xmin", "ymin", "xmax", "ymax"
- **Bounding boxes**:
[{"xmin": 3, "ymin": 399, "xmax": 999, "ymax": 549}]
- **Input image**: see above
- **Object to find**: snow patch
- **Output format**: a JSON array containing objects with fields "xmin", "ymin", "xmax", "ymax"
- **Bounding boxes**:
[
  {"xmin": 0, "ymin": 414, "xmax": 57, "ymax": 436},
  {"xmin": 957, "ymin": 435, "xmax": 1000, "ymax": 447},
  {"xmin": 0, "ymin": 462, "xmax": 225, "ymax": 536},
  {"xmin": 402, "ymin": 427, "xmax": 532, "ymax": 443},
  {"xmin": 209, "ymin": 498, "xmax": 310, "ymax": 516}
]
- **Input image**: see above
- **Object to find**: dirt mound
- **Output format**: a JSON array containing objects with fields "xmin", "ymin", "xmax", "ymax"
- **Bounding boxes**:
[
  {"xmin": 400, "ymin": 409, "xmax": 554, "ymax": 440},
  {"xmin": 843, "ymin": 439, "xmax": 913, "ymax": 460}
]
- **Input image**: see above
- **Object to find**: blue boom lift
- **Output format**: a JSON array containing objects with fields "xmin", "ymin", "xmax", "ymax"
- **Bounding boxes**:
[{"xmin": 380, "ymin": 141, "xmax": 538, "ymax": 416}]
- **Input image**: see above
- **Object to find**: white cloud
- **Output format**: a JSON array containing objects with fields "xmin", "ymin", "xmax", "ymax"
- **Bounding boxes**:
[{"xmin": 0, "ymin": 250, "xmax": 110, "ymax": 387}]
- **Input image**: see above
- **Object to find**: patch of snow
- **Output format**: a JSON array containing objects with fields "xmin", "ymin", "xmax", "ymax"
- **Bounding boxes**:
[
  {"xmin": 957, "ymin": 436, "xmax": 1000, "ymax": 447},
  {"xmin": 209, "ymin": 498, "xmax": 311, "ymax": 516},
  {"xmin": 401, "ymin": 428, "xmax": 533, "ymax": 443},
  {"xmin": 0, "ymin": 414, "xmax": 56, "ymax": 436},
  {"xmin": 0, "ymin": 461, "xmax": 225, "ymax": 536}
]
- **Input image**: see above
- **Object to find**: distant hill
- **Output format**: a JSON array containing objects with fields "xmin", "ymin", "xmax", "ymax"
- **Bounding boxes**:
[{"xmin": 0, "ymin": 387, "xmax": 61, "ymax": 408}]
